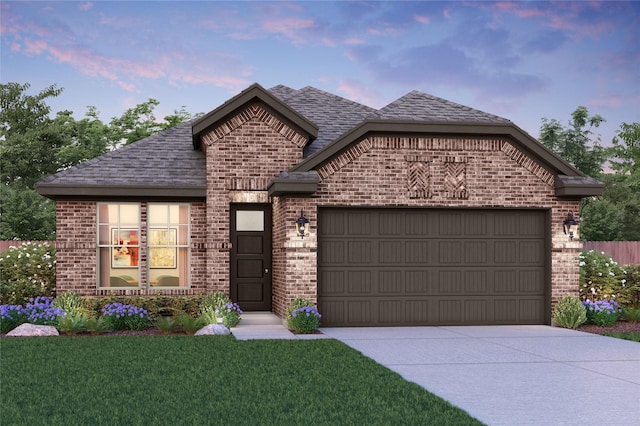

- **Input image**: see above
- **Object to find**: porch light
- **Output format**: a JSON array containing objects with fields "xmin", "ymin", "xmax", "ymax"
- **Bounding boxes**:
[
  {"xmin": 296, "ymin": 210, "xmax": 309, "ymax": 238},
  {"xmin": 563, "ymin": 211, "xmax": 579, "ymax": 240}
]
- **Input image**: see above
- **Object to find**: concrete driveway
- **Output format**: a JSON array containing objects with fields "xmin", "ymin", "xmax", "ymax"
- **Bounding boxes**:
[{"xmin": 320, "ymin": 326, "xmax": 640, "ymax": 426}]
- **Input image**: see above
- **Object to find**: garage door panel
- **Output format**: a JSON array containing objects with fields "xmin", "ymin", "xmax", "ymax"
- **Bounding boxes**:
[
  {"xmin": 405, "ymin": 241, "xmax": 429, "ymax": 263},
  {"xmin": 318, "ymin": 271, "xmax": 344, "ymax": 296},
  {"xmin": 379, "ymin": 241, "xmax": 403, "ymax": 263},
  {"xmin": 379, "ymin": 271, "xmax": 403, "ymax": 293},
  {"xmin": 319, "ymin": 208, "xmax": 548, "ymax": 326},
  {"xmin": 320, "ymin": 241, "xmax": 345, "ymax": 265},
  {"xmin": 439, "ymin": 241, "xmax": 463, "ymax": 263},
  {"xmin": 348, "ymin": 241, "xmax": 371, "ymax": 264}
]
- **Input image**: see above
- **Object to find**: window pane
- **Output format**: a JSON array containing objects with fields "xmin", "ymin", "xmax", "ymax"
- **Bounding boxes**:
[
  {"xmin": 120, "ymin": 204, "xmax": 140, "ymax": 225},
  {"xmin": 148, "ymin": 204, "xmax": 168, "ymax": 225},
  {"xmin": 236, "ymin": 211, "xmax": 264, "ymax": 231}
]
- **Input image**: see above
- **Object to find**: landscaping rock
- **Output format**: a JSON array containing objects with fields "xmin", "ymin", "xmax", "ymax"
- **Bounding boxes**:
[
  {"xmin": 6, "ymin": 323, "xmax": 59, "ymax": 337},
  {"xmin": 195, "ymin": 324, "xmax": 230, "ymax": 336}
]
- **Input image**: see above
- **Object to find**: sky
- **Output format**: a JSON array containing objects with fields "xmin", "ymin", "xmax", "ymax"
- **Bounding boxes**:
[{"xmin": 2, "ymin": 1, "xmax": 639, "ymax": 147}]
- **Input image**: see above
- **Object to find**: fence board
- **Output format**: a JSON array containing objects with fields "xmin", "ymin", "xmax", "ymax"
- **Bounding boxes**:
[{"xmin": 582, "ymin": 241, "xmax": 640, "ymax": 266}]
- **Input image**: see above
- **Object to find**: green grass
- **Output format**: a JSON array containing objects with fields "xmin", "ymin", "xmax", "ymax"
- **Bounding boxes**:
[
  {"xmin": 603, "ymin": 332, "xmax": 640, "ymax": 342},
  {"xmin": 0, "ymin": 336, "xmax": 482, "ymax": 425}
]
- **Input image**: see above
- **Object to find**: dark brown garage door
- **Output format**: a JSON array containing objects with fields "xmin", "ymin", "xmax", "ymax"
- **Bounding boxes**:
[{"xmin": 318, "ymin": 208, "xmax": 549, "ymax": 326}]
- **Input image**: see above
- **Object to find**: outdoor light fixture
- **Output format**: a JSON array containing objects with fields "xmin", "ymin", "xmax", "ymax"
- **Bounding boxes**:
[
  {"xmin": 296, "ymin": 210, "xmax": 309, "ymax": 238},
  {"xmin": 563, "ymin": 211, "xmax": 579, "ymax": 240}
]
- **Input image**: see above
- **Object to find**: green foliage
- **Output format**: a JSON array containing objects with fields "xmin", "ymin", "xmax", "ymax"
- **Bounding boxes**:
[
  {"xmin": 579, "ymin": 250, "xmax": 638, "ymax": 306},
  {"xmin": 176, "ymin": 313, "xmax": 204, "ymax": 334},
  {"xmin": 285, "ymin": 297, "xmax": 314, "ymax": 323},
  {"xmin": 0, "ymin": 186, "xmax": 56, "ymax": 240},
  {"xmin": 539, "ymin": 106, "xmax": 607, "ymax": 178},
  {"xmin": 53, "ymin": 291, "xmax": 83, "ymax": 315},
  {"xmin": 200, "ymin": 291, "xmax": 230, "ymax": 313},
  {"xmin": 56, "ymin": 312, "xmax": 89, "ymax": 334},
  {"xmin": 85, "ymin": 317, "xmax": 109, "ymax": 334},
  {"xmin": 553, "ymin": 296, "xmax": 587, "ymax": 329},
  {"xmin": 1, "ymin": 338, "xmax": 481, "ymax": 425},
  {"xmin": 287, "ymin": 305, "xmax": 322, "ymax": 333},
  {"xmin": 0, "ymin": 242, "xmax": 56, "ymax": 305},
  {"xmin": 216, "ymin": 303, "xmax": 242, "ymax": 328},
  {"xmin": 603, "ymin": 332, "xmax": 640, "ymax": 342},
  {"xmin": 621, "ymin": 306, "xmax": 640, "ymax": 323},
  {"xmin": 609, "ymin": 122, "xmax": 640, "ymax": 191},
  {"xmin": 155, "ymin": 316, "xmax": 179, "ymax": 334}
]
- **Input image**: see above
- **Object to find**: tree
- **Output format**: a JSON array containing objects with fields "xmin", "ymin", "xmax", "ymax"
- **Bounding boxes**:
[
  {"xmin": 539, "ymin": 106, "xmax": 607, "ymax": 178},
  {"xmin": 1, "ymin": 82, "xmax": 199, "ymax": 240},
  {"xmin": 609, "ymin": 122, "xmax": 640, "ymax": 191}
]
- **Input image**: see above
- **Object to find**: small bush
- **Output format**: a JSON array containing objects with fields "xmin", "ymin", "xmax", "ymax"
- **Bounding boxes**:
[
  {"xmin": 156, "ymin": 316, "xmax": 178, "ymax": 334},
  {"xmin": 199, "ymin": 291, "xmax": 231, "ymax": 324},
  {"xmin": 287, "ymin": 305, "xmax": 322, "ymax": 334},
  {"xmin": 0, "ymin": 242, "xmax": 56, "ymax": 305},
  {"xmin": 285, "ymin": 298, "xmax": 314, "ymax": 323},
  {"xmin": 621, "ymin": 306, "xmax": 640, "ymax": 323},
  {"xmin": 216, "ymin": 303, "xmax": 242, "ymax": 328},
  {"xmin": 176, "ymin": 313, "xmax": 204, "ymax": 335},
  {"xmin": 579, "ymin": 250, "xmax": 638, "ymax": 306},
  {"xmin": 583, "ymin": 299, "xmax": 622, "ymax": 327},
  {"xmin": 0, "ymin": 304, "xmax": 28, "ymax": 333},
  {"xmin": 57, "ymin": 312, "xmax": 88, "ymax": 334},
  {"xmin": 54, "ymin": 292, "xmax": 84, "ymax": 315},
  {"xmin": 553, "ymin": 296, "xmax": 587, "ymax": 329},
  {"xmin": 101, "ymin": 303, "xmax": 151, "ymax": 331},
  {"xmin": 85, "ymin": 317, "xmax": 109, "ymax": 334}
]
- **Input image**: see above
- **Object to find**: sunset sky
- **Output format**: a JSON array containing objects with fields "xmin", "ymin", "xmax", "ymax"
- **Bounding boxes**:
[{"xmin": 2, "ymin": 1, "xmax": 639, "ymax": 147}]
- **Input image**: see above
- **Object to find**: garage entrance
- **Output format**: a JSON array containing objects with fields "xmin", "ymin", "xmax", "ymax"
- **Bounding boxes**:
[{"xmin": 318, "ymin": 208, "xmax": 549, "ymax": 326}]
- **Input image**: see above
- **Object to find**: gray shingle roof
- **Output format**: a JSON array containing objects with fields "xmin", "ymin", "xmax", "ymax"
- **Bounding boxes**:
[
  {"xmin": 373, "ymin": 91, "xmax": 511, "ymax": 123},
  {"xmin": 38, "ymin": 121, "xmax": 205, "ymax": 192},
  {"xmin": 269, "ymin": 86, "xmax": 377, "ymax": 156}
]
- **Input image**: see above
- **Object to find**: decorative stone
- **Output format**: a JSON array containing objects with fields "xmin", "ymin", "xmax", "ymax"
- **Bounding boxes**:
[
  {"xmin": 6, "ymin": 323, "xmax": 59, "ymax": 337},
  {"xmin": 194, "ymin": 324, "xmax": 231, "ymax": 336}
]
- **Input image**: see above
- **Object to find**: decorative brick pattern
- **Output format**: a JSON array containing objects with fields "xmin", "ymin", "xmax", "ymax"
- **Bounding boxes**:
[
  {"xmin": 502, "ymin": 142, "xmax": 554, "ymax": 185},
  {"xmin": 201, "ymin": 103, "xmax": 308, "ymax": 149},
  {"xmin": 444, "ymin": 156, "xmax": 468, "ymax": 199},
  {"xmin": 317, "ymin": 138, "xmax": 372, "ymax": 179},
  {"xmin": 407, "ymin": 161, "xmax": 431, "ymax": 199}
]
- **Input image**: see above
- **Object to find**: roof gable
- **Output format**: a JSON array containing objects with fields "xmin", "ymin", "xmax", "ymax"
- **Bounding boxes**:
[{"xmin": 192, "ymin": 83, "xmax": 318, "ymax": 150}]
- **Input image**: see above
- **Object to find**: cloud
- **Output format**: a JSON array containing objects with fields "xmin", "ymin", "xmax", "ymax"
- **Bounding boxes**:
[
  {"xmin": 336, "ymin": 79, "xmax": 387, "ymax": 109},
  {"xmin": 79, "ymin": 2, "xmax": 93, "ymax": 12}
]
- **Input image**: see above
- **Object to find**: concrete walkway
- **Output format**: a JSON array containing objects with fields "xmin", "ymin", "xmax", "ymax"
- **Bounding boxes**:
[{"xmin": 232, "ymin": 316, "xmax": 639, "ymax": 425}]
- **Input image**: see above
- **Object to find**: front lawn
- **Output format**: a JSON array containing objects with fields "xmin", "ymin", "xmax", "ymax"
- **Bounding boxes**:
[{"xmin": 1, "ymin": 336, "xmax": 482, "ymax": 425}]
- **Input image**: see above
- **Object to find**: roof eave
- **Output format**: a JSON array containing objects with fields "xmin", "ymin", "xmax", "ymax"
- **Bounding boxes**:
[
  {"xmin": 37, "ymin": 184, "xmax": 206, "ymax": 201},
  {"xmin": 554, "ymin": 175, "xmax": 604, "ymax": 199},
  {"xmin": 191, "ymin": 83, "xmax": 318, "ymax": 149}
]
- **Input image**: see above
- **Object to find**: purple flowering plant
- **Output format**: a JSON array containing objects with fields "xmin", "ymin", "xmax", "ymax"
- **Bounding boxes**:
[
  {"xmin": 102, "ymin": 302, "xmax": 151, "ymax": 330},
  {"xmin": 582, "ymin": 299, "xmax": 622, "ymax": 327},
  {"xmin": 0, "ymin": 296, "xmax": 65, "ymax": 333},
  {"xmin": 215, "ymin": 302, "xmax": 242, "ymax": 328},
  {"xmin": 288, "ymin": 305, "xmax": 322, "ymax": 334}
]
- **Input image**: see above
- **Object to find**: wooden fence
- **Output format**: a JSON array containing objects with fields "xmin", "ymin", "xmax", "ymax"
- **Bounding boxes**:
[{"xmin": 582, "ymin": 241, "xmax": 640, "ymax": 266}]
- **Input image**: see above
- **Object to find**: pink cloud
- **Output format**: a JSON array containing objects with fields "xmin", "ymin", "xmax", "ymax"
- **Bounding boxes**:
[
  {"xmin": 414, "ymin": 15, "xmax": 430, "ymax": 24},
  {"xmin": 589, "ymin": 95, "xmax": 625, "ymax": 108},
  {"xmin": 79, "ymin": 2, "xmax": 93, "ymax": 11},
  {"xmin": 261, "ymin": 17, "xmax": 316, "ymax": 44},
  {"xmin": 24, "ymin": 39, "xmax": 47, "ymax": 55},
  {"xmin": 336, "ymin": 79, "xmax": 387, "ymax": 109}
]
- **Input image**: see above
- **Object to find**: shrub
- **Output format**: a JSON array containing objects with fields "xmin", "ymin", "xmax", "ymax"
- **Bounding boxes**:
[
  {"xmin": 54, "ymin": 292, "xmax": 84, "ymax": 316},
  {"xmin": 0, "ymin": 242, "xmax": 56, "ymax": 305},
  {"xmin": 553, "ymin": 296, "xmax": 587, "ymax": 329},
  {"xmin": 287, "ymin": 305, "xmax": 322, "ymax": 334},
  {"xmin": 583, "ymin": 299, "xmax": 622, "ymax": 327},
  {"xmin": 621, "ymin": 306, "xmax": 640, "ymax": 323},
  {"xmin": 176, "ymin": 313, "xmax": 204, "ymax": 335},
  {"xmin": 24, "ymin": 296, "xmax": 65, "ymax": 326},
  {"xmin": 85, "ymin": 317, "xmax": 109, "ymax": 334},
  {"xmin": 56, "ymin": 312, "xmax": 88, "ymax": 334},
  {"xmin": 579, "ymin": 250, "xmax": 638, "ymax": 306},
  {"xmin": 101, "ymin": 303, "xmax": 151, "ymax": 331},
  {"xmin": 216, "ymin": 303, "xmax": 243, "ymax": 328},
  {"xmin": 199, "ymin": 291, "xmax": 231, "ymax": 324},
  {"xmin": 156, "ymin": 316, "xmax": 179, "ymax": 334},
  {"xmin": 0, "ymin": 304, "xmax": 28, "ymax": 333},
  {"xmin": 285, "ymin": 298, "xmax": 314, "ymax": 324}
]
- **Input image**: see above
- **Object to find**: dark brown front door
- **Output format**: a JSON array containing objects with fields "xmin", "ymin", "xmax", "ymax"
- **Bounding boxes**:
[{"xmin": 230, "ymin": 204, "xmax": 272, "ymax": 311}]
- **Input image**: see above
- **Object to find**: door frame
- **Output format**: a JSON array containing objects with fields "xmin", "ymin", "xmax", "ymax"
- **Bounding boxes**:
[{"xmin": 229, "ymin": 203, "xmax": 272, "ymax": 311}]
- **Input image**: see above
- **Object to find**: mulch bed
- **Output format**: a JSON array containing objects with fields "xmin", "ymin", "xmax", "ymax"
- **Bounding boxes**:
[{"xmin": 576, "ymin": 320, "xmax": 640, "ymax": 335}]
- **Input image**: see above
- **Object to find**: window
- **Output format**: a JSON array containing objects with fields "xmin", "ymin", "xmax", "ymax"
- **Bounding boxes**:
[
  {"xmin": 97, "ymin": 203, "xmax": 190, "ymax": 288},
  {"xmin": 98, "ymin": 203, "xmax": 140, "ymax": 288},
  {"xmin": 148, "ymin": 204, "xmax": 190, "ymax": 288}
]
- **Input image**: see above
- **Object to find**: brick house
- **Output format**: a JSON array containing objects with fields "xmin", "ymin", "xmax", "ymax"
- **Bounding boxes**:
[{"xmin": 37, "ymin": 83, "xmax": 602, "ymax": 326}]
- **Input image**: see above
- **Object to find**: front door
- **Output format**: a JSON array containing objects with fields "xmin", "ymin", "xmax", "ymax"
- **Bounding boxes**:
[{"xmin": 230, "ymin": 204, "xmax": 272, "ymax": 311}]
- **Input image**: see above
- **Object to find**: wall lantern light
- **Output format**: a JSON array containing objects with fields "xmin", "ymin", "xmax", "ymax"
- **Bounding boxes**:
[
  {"xmin": 296, "ymin": 210, "xmax": 310, "ymax": 238},
  {"xmin": 563, "ymin": 211, "xmax": 579, "ymax": 240}
]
